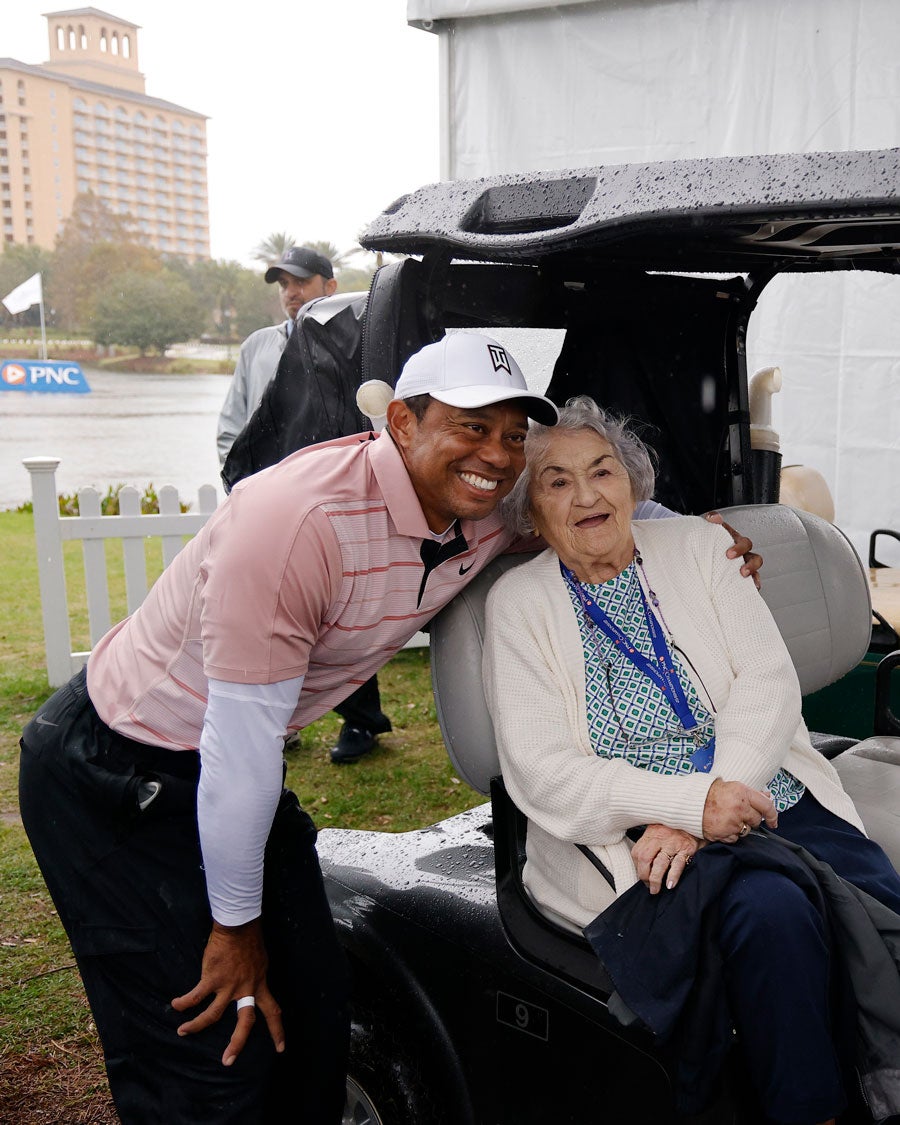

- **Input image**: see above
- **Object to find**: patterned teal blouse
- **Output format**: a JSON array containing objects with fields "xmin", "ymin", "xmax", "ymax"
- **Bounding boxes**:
[{"xmin": 567, "ymin": 562, "xmax": 804, "ymax": 813}]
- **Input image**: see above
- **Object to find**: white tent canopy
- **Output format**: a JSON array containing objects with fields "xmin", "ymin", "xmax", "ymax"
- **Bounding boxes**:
[
  {"xmin": 408, "ymin": 0, "xmax": 594, "ymax": 23},
  {"xmin": 410, "ymin": 0, "xmax": 900, "ymax": 564}
]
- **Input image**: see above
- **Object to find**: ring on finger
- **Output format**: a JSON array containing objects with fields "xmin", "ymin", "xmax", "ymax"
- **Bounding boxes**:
[
  {"xmin": 739, "ymin": 822, "xmax": 750, "ymax": 838},
  {"xmin": 236, "ymin": 995, "xmax": 256, "ymax": 1011}
]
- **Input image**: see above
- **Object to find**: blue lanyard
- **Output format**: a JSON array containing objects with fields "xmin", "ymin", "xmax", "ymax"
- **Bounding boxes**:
[{"xmin": 561, "ymin": 561, "xmax": 715, "ymax": 772}]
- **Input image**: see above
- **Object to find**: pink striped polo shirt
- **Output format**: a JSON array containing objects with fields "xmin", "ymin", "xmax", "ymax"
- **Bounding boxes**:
[{"xmin": 87, "ymin": 431, "xmax": 517, "ymax": 751}]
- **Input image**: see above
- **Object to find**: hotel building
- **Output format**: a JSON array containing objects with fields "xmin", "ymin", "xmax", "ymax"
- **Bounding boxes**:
[{"xmin": 0, "ymin": 7, "xmax": 210, "ymax": 260}]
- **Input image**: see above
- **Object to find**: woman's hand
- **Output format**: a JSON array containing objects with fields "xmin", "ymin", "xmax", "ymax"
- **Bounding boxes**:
[
  {"xmin": 171, "ymin": 918, "xmax": 285, "ymax": 1066},
  {"xmin": 631, "ymin": 824, "xmax": 704, "ymax": 894},
  {"xmin": 702, "ymin": 778, "xmax": 777, "ymax": 844}
]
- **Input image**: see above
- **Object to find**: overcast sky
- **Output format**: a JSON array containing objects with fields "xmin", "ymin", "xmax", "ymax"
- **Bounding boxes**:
[{"xmin": 5, "ymin": 1, "xmax": 440, "ymax": 266}]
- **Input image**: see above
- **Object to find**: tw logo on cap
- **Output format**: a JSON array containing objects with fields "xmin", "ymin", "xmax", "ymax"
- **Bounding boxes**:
[{"xmin": 487, "ymin": 344, "xmax": 512, "ymax": 377}]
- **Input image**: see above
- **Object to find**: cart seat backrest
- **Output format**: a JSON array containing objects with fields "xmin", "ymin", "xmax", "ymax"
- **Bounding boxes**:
[{"xmin": 429, "ymin": 504, "xmax": 872, "ymax": 795}]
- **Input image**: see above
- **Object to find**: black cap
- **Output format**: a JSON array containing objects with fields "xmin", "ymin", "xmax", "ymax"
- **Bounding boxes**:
[{"xmin": 265, "ymin": 246, "xmax": 334, "ymax": 283}]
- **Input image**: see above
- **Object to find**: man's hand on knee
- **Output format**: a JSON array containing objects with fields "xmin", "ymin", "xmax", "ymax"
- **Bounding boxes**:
[{"xmin": 171, "ymin": 917, "xmax": 285, "ymax": 1066}]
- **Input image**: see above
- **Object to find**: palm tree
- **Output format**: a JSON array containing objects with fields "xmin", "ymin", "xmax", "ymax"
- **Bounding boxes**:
[
  {"xmin": 251, "ymin": 234, "xmax": 364, "ymax": 274},
  {"xmin": 299, "ymin": 240, "xmax": 363, "ymax": 273},
  {"xmin": 251, "ymin": 231, "xmax": 295, "ymax": 265}
]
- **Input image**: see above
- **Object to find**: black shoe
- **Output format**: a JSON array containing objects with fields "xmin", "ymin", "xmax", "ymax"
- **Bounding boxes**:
[{"xmin": 331, "ymin": 724, "xmax": 376, "ymax": 764}]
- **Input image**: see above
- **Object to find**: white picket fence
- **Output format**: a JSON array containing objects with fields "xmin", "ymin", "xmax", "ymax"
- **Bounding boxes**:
[
  {"xmin": 24, "ymin": 457, "xmax": 218, "ymax": 687},
  {"xmin": 24, "ymin": 456, "xmax": 428, "ymax": 689}
]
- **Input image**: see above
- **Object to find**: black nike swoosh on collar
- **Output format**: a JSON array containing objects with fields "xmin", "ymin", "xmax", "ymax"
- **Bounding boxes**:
[{"xmin": 458, "ymin": 560, "xmax": 475, "ymax": 575}]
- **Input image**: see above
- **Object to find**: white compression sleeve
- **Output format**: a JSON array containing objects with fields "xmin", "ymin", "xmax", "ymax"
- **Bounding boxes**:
[{"xmin": 198, "ymin": 676, "xmax": 303, "ymax": 926}]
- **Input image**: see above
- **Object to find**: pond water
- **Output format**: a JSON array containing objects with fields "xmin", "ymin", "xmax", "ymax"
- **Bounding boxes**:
[
  {"xmin": 0, "ymin": 367, "xmax": 232, "ymax": 511},
  {"xmin": 0, "ymin": 329, "xmax": 563, "ymax": 514}
]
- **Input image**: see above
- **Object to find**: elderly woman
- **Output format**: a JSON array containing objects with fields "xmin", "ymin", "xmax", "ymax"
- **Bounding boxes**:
[{"xmin": 483, "ymin": 396, "xmax": 900, "ymax": 1125}]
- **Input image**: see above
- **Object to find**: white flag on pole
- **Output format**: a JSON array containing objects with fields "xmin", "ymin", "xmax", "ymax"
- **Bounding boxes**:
[{"xmin": 2, "ymin": 272, "xmax": 42, "ymax": 315}]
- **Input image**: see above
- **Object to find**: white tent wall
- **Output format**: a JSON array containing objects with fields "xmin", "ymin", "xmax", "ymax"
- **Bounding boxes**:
[{"xmin": 410, "ymin": 0, "xmax": 900, "ymax": 565}]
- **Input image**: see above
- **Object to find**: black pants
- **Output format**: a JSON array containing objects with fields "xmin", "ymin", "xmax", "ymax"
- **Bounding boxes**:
[
  {"xmin": 333, "ymin": 673, "xmax": 392, "ymax": 733},
  {"xmin": 18, "ymin": 669, "xmax": 349, "ymax": 1125}
]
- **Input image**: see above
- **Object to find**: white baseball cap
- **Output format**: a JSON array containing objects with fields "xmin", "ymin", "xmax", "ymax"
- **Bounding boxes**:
[{"xmin": 393, "ymin": 332, "xmax": 558, "ymax": 426}]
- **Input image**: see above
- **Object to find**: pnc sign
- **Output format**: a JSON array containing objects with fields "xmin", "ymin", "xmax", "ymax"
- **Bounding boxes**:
[{"xmin": 0, "ymin": 359, "xmax": 91, "ymax": 394}]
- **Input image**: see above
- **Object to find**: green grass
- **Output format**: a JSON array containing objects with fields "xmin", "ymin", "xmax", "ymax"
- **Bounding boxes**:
[{"xmin": 0, "ymin": 508, "xmax": 482, "ymax": 1119}]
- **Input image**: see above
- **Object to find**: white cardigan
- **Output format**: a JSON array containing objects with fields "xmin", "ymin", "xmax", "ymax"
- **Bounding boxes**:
[{"xmin": 483, "ymin": 516, "xmax": 865, "ymax": 931}]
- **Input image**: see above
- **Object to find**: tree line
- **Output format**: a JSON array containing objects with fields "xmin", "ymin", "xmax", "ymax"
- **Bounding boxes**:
[{"xmin": 0, "ymin": 193, "xmax": 378, "ymax": 356}]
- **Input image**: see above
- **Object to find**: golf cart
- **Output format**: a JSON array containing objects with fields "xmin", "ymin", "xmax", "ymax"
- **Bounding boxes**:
[{"xmin": 311, "ymin": 147, "xmax": 900, "ymax": 1124}]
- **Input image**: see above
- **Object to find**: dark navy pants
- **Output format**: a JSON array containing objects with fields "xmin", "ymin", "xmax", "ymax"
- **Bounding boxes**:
[
  {"xmin": 718, "ymin": 793, "xmax": 900, "ymax": 1125},
  {"xmin": 333, "ymin": 673, "xmax": 392, "ymax": 734},
  {"xmin": 772, "ymin": 791, "xmax": 900, "ymax": 915},
  {"xmin": 19, "ymin": 669, "xmax": 349, "ymax": 1125}
]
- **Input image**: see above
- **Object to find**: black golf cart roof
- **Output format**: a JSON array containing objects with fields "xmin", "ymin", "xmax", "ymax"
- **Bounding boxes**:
[{"xmin": 362, "ymin": 147, "xmax": 900, "ymax": 274}]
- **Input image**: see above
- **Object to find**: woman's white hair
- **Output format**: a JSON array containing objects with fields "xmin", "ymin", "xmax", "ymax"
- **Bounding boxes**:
[{"xmin": 500, "ymin": 396, "xmax": 657, "ymax": 536}]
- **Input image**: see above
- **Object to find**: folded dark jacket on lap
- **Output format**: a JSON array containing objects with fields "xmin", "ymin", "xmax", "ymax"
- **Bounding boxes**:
[{"xmin": 584, "ymin": 831, "xmax": 900, "ymax": 1119}]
